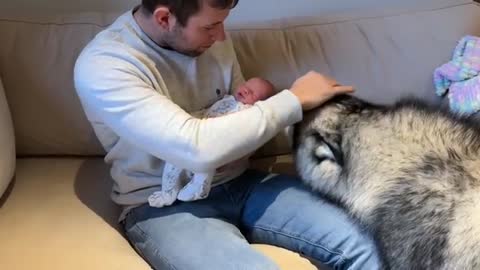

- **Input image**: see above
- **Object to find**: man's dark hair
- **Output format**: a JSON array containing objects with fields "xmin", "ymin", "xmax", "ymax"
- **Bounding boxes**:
[{"xmin": 141, "ymin": 0, "xmax": 239, "ymax": 26}]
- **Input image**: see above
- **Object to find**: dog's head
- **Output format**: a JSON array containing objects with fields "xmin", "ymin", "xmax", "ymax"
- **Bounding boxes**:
[
  {"xmin": 295, "ymin": 95, "xmax": 374, "ymax": 141},
  {"xmin": 293, "ymin": 94, "xmax": 379, "ymax": 166},
  {"xmin": 312, "ymin": 94, "xmax": 373, "ymax": 121}
]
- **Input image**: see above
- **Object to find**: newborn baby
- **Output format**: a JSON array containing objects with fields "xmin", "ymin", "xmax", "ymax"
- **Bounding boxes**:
[{"xmin": 148, "ymin": 77, "xmax": 276, "ymax": 208}]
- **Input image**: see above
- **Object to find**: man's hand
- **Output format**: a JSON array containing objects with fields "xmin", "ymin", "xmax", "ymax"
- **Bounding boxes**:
[{"xmin": 290, "ymin": 71, "xmax": 355, "ymax": 110}]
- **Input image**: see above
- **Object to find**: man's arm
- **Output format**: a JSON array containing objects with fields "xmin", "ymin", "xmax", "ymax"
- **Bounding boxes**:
[{"xmin": 74, "ymin": 53, "xmax": 302, "ymax": 173}]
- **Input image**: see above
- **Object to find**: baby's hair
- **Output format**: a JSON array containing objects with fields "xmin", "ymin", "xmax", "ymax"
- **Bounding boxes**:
[
  {"xmin": 248, "ymin": 77, "xmax": 275, "ymax": 92},
  {"xmin": 263, "ymin": 78, "xmax": 275, "ymax": 91}
]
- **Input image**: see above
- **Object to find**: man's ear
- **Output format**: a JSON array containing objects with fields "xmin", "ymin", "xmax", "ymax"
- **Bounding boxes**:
[{"xmin": 152, "ymin": 7, "xmax": 173, "ymax": 30}]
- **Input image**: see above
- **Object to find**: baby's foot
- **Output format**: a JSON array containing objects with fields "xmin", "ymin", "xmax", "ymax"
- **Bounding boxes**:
[
  {"xmin": 148, "ymin": 190, "xmax": 178, "ymax": 208},
  {"xmin": 177, "ymin": 182, "xmax": 210, "ymax": 202}
]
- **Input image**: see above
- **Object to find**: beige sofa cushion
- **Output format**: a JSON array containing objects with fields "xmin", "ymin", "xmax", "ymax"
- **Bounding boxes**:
[
  {"xmin": 0, "ymin": 158, "xmax": 317, "ymax": 270},
  {"xmin": 1, "ymin": 2, "xmax": 480, "ymax": 157},
  {"xmin": 252, "ymin": 244, "xmax": 318, "ymax": 270},
  {"xmin": 0, "ymin": 158, "xmax": 150, "ymax": 270},
  {"xmin": 0, "ymin": 76, "xmax": 15, "ymax": 198}
]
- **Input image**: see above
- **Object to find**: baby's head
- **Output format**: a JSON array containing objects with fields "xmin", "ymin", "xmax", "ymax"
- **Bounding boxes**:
[{"xmin": 234, "ymin": 77, "xmax": 275, "ymax": 105}]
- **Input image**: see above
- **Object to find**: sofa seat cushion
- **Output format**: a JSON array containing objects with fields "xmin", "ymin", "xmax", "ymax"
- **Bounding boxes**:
[{"xmin": 0, "ymin": 157, "xmax": 317, "ymax": 270}]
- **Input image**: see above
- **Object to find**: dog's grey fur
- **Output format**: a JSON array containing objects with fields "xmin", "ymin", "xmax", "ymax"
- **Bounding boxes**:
[{"xmin": 293, "ymin": 95, "xmax": 480, "ymax": 270}]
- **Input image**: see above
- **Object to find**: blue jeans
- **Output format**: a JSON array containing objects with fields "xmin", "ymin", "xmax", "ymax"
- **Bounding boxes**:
[{"xmin": 123, "ymin": 170, "xmax": 381, "ymax": 270}]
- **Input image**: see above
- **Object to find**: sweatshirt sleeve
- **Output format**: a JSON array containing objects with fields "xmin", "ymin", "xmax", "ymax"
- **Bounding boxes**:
[{"xmin": 74, "ymin": 50, "xmax": 302, "ymax": 173}]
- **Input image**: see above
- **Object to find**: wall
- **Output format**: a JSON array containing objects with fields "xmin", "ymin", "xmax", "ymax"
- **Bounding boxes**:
[{"xmin": 0, "ymin": 0, "xmax": 469, "ymax": 25}]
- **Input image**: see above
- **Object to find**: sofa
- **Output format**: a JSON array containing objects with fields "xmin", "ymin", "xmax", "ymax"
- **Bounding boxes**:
[{"xmin": 1, "ymin": 0, "xmax": 479, "ymax": 269}]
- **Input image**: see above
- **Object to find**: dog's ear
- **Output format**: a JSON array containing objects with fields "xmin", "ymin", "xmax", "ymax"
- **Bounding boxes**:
[
  {"xmin": 333, "ymin": 95, "xmax": 367, "ymax": 113},
  {"xmin": 292, "ymin": 122, "xmax": 303, "ymax": 150},
  {"xmin": 324, "ymin": 133, "xmax": 344, "ymax": 167}
]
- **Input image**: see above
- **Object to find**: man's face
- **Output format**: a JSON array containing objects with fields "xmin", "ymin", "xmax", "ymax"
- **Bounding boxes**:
[{"xmin": 166, "ymin": 3, "xmax": 230, "ymax": 57}]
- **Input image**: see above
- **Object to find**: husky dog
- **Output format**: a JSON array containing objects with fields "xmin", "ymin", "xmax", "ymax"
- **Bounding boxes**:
[{"xmin": 293, "ymin": 94, "xmax": 480, "ymax": 270}]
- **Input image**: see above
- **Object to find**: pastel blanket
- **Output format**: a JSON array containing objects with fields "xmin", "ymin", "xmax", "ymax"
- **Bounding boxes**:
[{"xmin": 434, "ymin": 35, "xmax": 480, "ymax": 115}]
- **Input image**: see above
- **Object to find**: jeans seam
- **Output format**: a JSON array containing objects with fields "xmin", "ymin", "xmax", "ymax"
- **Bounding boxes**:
[
  {"xmin": 251, "ymin": 224, "xmax": 348, "ymax": 264},
  {"xmin": 128, "ymin": 223, "xmax": 179, "ymax": 270}
]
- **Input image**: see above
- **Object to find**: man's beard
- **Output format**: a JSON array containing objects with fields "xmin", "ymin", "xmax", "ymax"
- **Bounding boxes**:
[{"xmin": 163, "ymin": 26, "xmax": 203, "ymax": 57}]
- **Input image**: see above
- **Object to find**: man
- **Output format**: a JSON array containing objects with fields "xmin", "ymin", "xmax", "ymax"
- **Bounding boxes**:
[{"xmin": 74, "ymin": 0, "xmax": 381, "ymax": 269}]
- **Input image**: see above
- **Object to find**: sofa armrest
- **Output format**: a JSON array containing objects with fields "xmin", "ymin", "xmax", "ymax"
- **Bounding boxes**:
[{"xmin": 0, "ymin": 76, "xmax": 15, "ymax": 198}]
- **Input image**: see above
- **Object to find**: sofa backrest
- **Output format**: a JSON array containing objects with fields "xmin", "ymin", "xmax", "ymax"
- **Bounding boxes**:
[
  {"xmin": 0, "ymin": 0, "xmax": 479, "ymax": 156},
  {"xmin": 0, "ymin": 77, "xmax": 15, "ymax": 198}
]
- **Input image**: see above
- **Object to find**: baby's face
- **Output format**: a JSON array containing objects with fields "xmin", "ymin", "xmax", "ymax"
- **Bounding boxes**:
[{"xmin": 234, "ymin": 78, "xmax": 274, "ymax": 105}]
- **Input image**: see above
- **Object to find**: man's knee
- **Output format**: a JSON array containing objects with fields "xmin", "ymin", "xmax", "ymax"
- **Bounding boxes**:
[
  {"xmin": 123, "ymin": 208, "xmax": 280, "ymax": 270},
  {"xmin": 126, "ymin": 228, "xmax": 280, "ymax": 270}
]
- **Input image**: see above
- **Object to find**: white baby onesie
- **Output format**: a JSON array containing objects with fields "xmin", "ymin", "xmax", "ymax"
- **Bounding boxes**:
[{"xmin": 148, "ymin": 95, "xmax": 251, "ymax": 207}]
